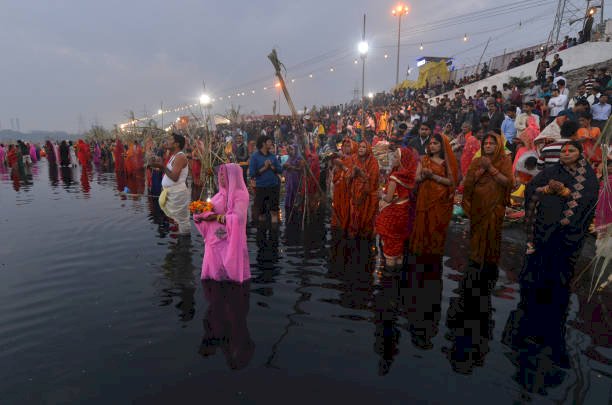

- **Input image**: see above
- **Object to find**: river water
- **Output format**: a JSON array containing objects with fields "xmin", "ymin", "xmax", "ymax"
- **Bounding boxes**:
[{"xmin": 0, "ymin": 160, "xmax": 610, "ymax": 404}]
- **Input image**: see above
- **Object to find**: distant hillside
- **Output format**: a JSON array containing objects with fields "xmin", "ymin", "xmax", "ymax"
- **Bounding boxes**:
[{"xmin": 0, "ymin": 129, "xmax": 80, "ymax": 143}]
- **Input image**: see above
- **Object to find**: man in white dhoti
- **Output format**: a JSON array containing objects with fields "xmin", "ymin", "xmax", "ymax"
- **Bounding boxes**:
[{"xmin": 150, "ymin": 133, "xmax": 191, "ymax": 236}]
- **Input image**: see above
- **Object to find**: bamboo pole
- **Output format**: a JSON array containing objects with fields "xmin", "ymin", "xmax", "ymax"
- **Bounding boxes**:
[{"xmin": 268, "ymin": 49, "xmax": 298, "ymax": 119}]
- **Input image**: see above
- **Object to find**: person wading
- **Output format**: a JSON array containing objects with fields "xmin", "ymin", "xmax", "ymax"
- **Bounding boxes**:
[{"xmin": 150, "ymin": 133, "xmax": 191, "ymax": 236}]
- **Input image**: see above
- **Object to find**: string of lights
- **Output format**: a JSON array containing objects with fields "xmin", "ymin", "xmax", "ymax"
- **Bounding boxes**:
[{"xmin": 118, "ymin": 1, "xmax": 559, "ymax": 128}]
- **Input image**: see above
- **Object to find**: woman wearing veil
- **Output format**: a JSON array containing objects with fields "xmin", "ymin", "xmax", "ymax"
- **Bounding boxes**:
[
  {"xmin": 347, "ymin": 140, "xmax": 380, "ymax": 239},
  {"xmin": 503, "ymin": 140, "xmax": 598, "ymax": 368},
  {"xmin": 282, "ymin": 144, "xmax": 303, "ymax": 221},
  {"xmin": 375, "ymin": 146, "xmax": 420, "ymax": 270},
  {"xmin": 113, "ymin": 139, "xmax": 125, "ymax": 172},
  {"xmin": 331, "ymin": 137, "xmax": 357, "ymax": 233},
  {"xmin": 59, "ymin": 141, "xmax": 71, "ymax": 167},
  {"xmin": 194, "ymin": 163, "xmax": 250, "ymax": 283},
  {"xmin": 462, "ymin": 132, "xmax": 514, "ymax": 270},
  {"xmin": 44, "ymin": 141, "xmax": 56, "ymax": 165},
  {"xmin": 410, "ymin": 134, "xmax": 459, "ymax": 263}
]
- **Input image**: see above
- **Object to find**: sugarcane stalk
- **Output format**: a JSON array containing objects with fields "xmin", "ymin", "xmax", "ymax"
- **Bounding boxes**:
[{"xmin": 268, "ymin": 49, "xmax": 298, "ymax": 119}]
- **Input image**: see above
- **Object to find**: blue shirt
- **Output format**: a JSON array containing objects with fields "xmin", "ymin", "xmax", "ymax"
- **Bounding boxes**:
[
  {"xmin": 591, "ymin": 102, "xmax": 611, "ymax": 121},
  {"xmin": 249, "ymin": 150, "xmax": 282, "ymax": 188},
  {"xmin": 501, "ymin": 115, "xmax": 516, "ymax": 143}
]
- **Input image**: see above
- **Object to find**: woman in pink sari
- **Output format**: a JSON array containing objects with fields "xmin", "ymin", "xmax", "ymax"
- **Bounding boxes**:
[
  {"xmin": 194, "ymin": 163, "xmax": 250, "ymax": 283},
  {"xmin": 29, "ymin": 143, "xmax": 38, "ymax": 163},
  {"xmin": 93, "ymin": 143, "xmax": 101, "ymax": 165}
]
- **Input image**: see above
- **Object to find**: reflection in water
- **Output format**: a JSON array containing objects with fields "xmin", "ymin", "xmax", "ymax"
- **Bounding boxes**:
[
  {"xmin": 199, "ymin": 280, "xmax": 254, "ymax": 370},
  {"xmin": 402, "ymin": 266, "xmax": 443, "ymax": 350},
  {"xmin": 372, "ymin": 267, "xmax": 443, "ymax": 375},
  {"xmin": 328, "ymin": 235, "xmax": 375, "ymax": 311},
  {"xmin": 445, "ymin": 264, "xmax": 499, "ymax": 374},
  {"xmin": 147, "ymin": 196, "xmax": 170, "ymax": 238},
  {"xmin": 80, "ymin": 166, "xmax": 91, "ymax": 195},
  {"xmin": 60, "ymin": 166, "xmax": 74, "ymax": 190},
  {"xmin": 253, "ymin": 223, "xmax": 280, "ymax": 285},
  {"xmin": 158, "ymin": 237, "xmax": 197, "ymax": 323},
  {"xmin": 48, "ymin": 163, "xmax": 59, "ymax": 187}
]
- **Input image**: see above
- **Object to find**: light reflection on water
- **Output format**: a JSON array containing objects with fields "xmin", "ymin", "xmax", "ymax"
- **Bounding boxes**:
[{"xmin": 0, "ymin": 159, "xmax": 610, "ymax": 404}]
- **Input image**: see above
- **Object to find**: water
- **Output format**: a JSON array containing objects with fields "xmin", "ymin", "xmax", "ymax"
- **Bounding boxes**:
[{"xmin": 1, "ymin": 160, "xmax": 610, "ymax": 404}]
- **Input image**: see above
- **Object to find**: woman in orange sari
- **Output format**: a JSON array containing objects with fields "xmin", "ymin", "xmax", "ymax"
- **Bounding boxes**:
[
  {"xmin": 331, "ymin": 137, "xmax": 357, "ymax": 233},
  {"xmin": 462, "ymin": 132, "xmax": 514, "ymax": 269},
  {"xmin": 577, "ymin": 112, "xmax": 602, "ymax": 174},
  {"xmin": 125, "ymin": 142, "xmax": 136, "ymax": 175},
  {"xmin": 410, "ymin": 134, "xmax": 459, "ymax": 265},
  {"xmin": 347, "ymin": 141, "xmax": 379, "ymax": 239},
  {"xmin": 375, "ymin": 146, "xmax": 420, "ymax": 269}
]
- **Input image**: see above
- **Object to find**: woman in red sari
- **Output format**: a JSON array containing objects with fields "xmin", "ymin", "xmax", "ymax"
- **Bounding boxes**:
[
  {"xmin": 410, "ymin": 134, "xmax": 459, "ymax": 264},
  {"xmin": 331, "ymin": 137, "xmax": 356, "ymax": 233},
  {"xmin": 462, "ymin": 133, "xmax": 514, "ymax": 269},
  {"xmin": 113, "ymin": 139, "xmax": 125, "ymax": 173},
  {"xmin": 347, "ymin": 141, "xmax": 379, "ymax": 239},
  {"xmin": 375, "ymin": 146, "xmax": 420, "ymax": 269},
  {"xmin": 76, "ymin": 139, "xmax": 91, "ymax": 166}
]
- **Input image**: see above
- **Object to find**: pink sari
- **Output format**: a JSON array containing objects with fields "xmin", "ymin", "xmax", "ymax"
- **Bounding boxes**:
[
  {"xmin": 195, "ymin": 164, "xmax": 250, "ymax": 283},
  {"xmin": 29, "ymin": 144, "xmax": 38, "ymax": 163}
]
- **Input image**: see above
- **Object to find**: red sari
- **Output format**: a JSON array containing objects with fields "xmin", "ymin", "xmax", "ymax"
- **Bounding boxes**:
[
  {"xmin": 331, "ymin": 138, "xmax": 357, "ymax": 231},
  {"xmin": 410, "ymin": 135, "xmax": 459, "ymax": 256},
  {"xmin": 77, "ymin": 140, "xmax": 91, "ymax": 166},
  {"xmin": 113, "ymin": 140, "xmax": 125, "ymax": 172},
  {"xmin": 376, "ymin": 147, "xmax": 419, "ymax": 257},
  {"xmin": 347, "ymin": 142, "xmax": 379, "ymax": 238},
  {"xmin": 460, "ymin": 131, "xmax": 479, "ymax": 178}
]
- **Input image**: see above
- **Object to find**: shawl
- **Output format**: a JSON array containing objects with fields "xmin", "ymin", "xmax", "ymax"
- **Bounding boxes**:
[{"xmin": 389, "ymin": 146, "xmax": 419, "ymax": 190}]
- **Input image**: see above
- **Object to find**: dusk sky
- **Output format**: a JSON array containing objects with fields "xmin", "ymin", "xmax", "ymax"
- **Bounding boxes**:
[{"xmin": 1, "ymin": 0, "xmax": 603, "ymax": 132}]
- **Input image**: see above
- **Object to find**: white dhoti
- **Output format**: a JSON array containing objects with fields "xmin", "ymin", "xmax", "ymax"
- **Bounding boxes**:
[{"xmin": 160, "ymin": 183, "xmax": 191, "ymax": 234}]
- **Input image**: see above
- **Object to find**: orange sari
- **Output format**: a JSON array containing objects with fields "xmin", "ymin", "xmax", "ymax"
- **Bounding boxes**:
[
  {"xmin": 331, "ymin": 138, "xmax": 357, "ymax": 231},
  {"xmin": 462, "ymin": 133, "xmax": 514, "ymax": 266},
  {"xmin": 410, "ymin": 135, "xmax": 459, "ymax": 256},
  {"xmin": 347, "ymin": 141, "xmax": 379, "ymax": 238}
]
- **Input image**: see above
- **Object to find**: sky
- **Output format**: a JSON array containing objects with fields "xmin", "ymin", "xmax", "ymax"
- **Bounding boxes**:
[{"xmin": 0, "ymin": 0, "xmax": 607, "ymax": 133}]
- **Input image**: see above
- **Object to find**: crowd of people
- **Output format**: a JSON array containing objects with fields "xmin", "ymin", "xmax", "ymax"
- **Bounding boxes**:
[{"xmin": 2, "ymin": 53, "xmax": 610, "ymax": 370}]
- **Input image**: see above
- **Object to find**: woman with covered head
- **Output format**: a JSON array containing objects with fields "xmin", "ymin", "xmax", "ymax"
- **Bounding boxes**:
[
  {"xmin": 347, "ymin": 140, "xmax": 380, "ymax": 239},
  {"xmin": 331, "ymin": 137, "xmax": 357, "ymax": 233},
  {"xmin": 44, "ymin": 141, "xmax": 56, "ymax": 165},
  {"xmin": 282, "ymin": 144, "xmax": 304, "ymax": 221},
  {"xmin": 375, "ymin": 146, "xmax": 420, "ymax": 270},
  {"xmin": 59, "ymin": 140, "xmax": 71, "ymax": 167},
  {"xmin": 410, "ymin": 134, "xmax": 459, "ymax": 265},
  {"xmin": 462, "ymin": 132, "xmax": 514, "ymax": 270},
  {"xmin": 505, "ymin": 140, "xmax": 598, "ymax": 368},
  {"xmin": 194, "ymin": 163, "xmax": 250, "ymax": 283}
]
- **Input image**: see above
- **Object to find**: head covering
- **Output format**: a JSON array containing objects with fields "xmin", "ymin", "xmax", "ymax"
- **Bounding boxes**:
[
  {"xmin": 389, "ymin": 146, "xmax": 419, "ymax": 189},
  {"xmin": 481, "ymin": 132, "xmax": 506, "ymax": 164},
  {"xmin": 342, "ymin": 136, "xmax": 358, "ymax": 155},
  {"xmin": 215, "ymin": 163, "xmax": 249, "ymax": 215}
]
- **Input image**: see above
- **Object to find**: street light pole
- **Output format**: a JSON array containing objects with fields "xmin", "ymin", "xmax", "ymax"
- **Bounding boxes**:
[
  {"xmin": 359, "ymin": 14, "xmax": 367, "ymax": 139},
  {"xmin": 392, "ymin": 5, "xmax": 409, "ymax": 87},
  {"xmin": 396, "ymin": 14, "xmax": 402, "ymax": 86}
]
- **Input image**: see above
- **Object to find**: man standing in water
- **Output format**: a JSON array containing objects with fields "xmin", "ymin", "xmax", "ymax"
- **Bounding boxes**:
[
  {"xmin": 150, "ymin": 133, "xmax": 191, "ymax": 236},
  {"xmin": 249, "ymin": 135, "xmax": 282, "ymax": 225}
]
